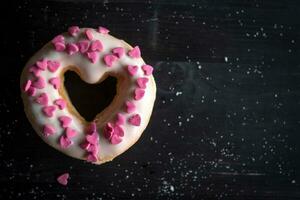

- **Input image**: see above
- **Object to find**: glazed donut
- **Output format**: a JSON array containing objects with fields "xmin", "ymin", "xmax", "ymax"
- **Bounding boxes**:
[{"xmin": 20, "ymin": 26, "xmax": 156, "ymax": 164}]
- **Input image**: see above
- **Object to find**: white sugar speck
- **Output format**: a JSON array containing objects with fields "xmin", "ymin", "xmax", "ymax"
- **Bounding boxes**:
[
  {"xmin": 170, "ymin": 185, "xmax": 174, "ymax": 192},
  {"xmin": 176, "ymin": 91, "xmax": 182, "ymax": 96}
]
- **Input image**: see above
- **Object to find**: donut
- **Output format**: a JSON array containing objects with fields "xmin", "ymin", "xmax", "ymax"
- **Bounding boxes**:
[{"xmin": 20, "ymin": 26, "xmax": 156, "ymax": 164}]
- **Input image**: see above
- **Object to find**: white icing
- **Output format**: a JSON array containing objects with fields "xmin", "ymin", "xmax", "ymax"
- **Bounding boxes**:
[{"xmin": 20, "ymin": 28, "xmax": 156, "ymax": 164}]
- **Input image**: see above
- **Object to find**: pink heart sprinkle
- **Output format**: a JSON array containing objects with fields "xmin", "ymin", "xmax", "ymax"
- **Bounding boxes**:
[
  {"xmin": 86, "ymin": 153, "xmax": 98, "ymax": 162},
  {"xmin": 115, "ymin": 113, "xmax": 125, "ymax": 125},
  {"xmin": 127, "ymin": 65, "xmax": 138, "ymax": 76},
  {"xmin": 103, "ymin": 54, "xmax": 118, "ymax": 67},
  {"xmin": 49, "ymin": 77, "xmax": 60, "ymax": 90},
  {"xmin": 60, "ymin": 135, "xmax": 72, "ymax": 148},
  {"xmin": 125, "ymin": 101, "xmax": 136, "ymax": 113},
  {"xmin": 42, "ymin": 105, "xmax": 56, "ymax": 117},
  {"xmin": 52, "ymin": 35, "xmax": 65, "ymax": 44},
  {"xmin": 112, "ymin": 47, "xmax": 125, "ymax": 58},
  {"xmin": 86, "ymin": 122, "xmax": 97, "ymax": 135},
  {"xmin": 47, "ymin": 60, "xmax": 60, "ymax": 72},
  {"xmin": 136, "ymin": 77, "xmax": 149, "ymax": 89},
  {"xmin": 134, "ymin": 88, "xmax": 145, "ymax": 100},
  {"xmin": 22, "ymin": 80, "xmax": 32, "ymax": 92},
  {"xmin": 90, "ymin": 40, "xmax": 103, "ymax": 52},
  {"xmin": 85, "ymin": 29, "xmax": 93, "ymax": 40},
  {"xmin": 66, "ymin": 127, "xmax": 77, "ymax": 138},
  {"xmin": 86, "ymin": 144, "xmax": 94, "ymax": 152},
  {"xmin": 128, "ymin": 114, "xmax": 141, "ymax": 126},
  {"xmin": 29, "ymin": 66, "xmax": 41, "ymax": 77},
  {"xmin": 35, "ymin": 93, "xmax": 48, "ymax": 105},
  {"xmin": 59, "ymin": 116, "xmax": 72, "ymax": 128},
  {"xmin": 36, "ymin": 59, "xmax": 48, "ymax": 70},
  {"xmin": 86, "ymin": 132, "xmax": 99, "ymax": 145},
  {"xmin": 66, "ymin": 43, "xmax": 79, "ymax": 55},
  {"xmin": 80, "ymin": 142, "xmax": 91, "ymax": 150},
  {"xmin": 54, "ymin": 99, "xmax": 66, "ymax": 110},
  {"xmin": 110, "ymin": 134, "xmax": 122, "ymax": 145},
  {"xmin": 142, "ymin": 64, "xmax": 153, "ymax": 76},
  {"xmin": 86, "ymin": 51, "xmax": 99, "ymax": 63},
  {"xmin": 77, "ymin": 40, "xmax": 90, "ymax": 53},
  {"xmin": 128, "ymin": 46, "xmax": 141, "ymax": 58},
  {"xmin": 98, "ymin": 26, "xmax": 110, "ymax": 34},
  {"xmin": 86, "ymin": 144, "xmax": 99, "ymax": 155},
  {"xmin": 32, "ymin": 76, "xmax": 46, "ymax": 89},
  {"xmin": 68, "ymin": 26, "xmax": 80, "ymax": 36},
  {"xmin": 57, "ymin": 173, "xmax": 69, "ymax": 186},
  {"xmin": 43, "ymin": 124, "xmax": 56, "ymax": 137},
  {"xmin": 114, "ymin": 125, "xmax": 124, "ymax": 137},
  {"xmin": 103, "ymin": 123, "xmax": 114, "ymax": 140},
  {"xmin": 27, "ymin": 87, "xmax": 36, "ymax": 96},
  {"xmin": 54, "ymin": 42, "xmax": 66, "ymax": 51}
]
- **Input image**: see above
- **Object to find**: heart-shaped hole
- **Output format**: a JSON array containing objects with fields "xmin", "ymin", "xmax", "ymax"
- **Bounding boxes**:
[{"xmin": 64, "ymin": 71, "xmax": 117, "ymax": 121}]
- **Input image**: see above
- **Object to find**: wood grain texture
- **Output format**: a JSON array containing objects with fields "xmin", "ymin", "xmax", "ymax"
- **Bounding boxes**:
[{"xmin": 0, "ymin": 0, "xmax": 300, "ymax": 199}]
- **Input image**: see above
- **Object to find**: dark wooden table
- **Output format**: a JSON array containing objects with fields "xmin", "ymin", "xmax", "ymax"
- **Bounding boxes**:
[{"xmin": 1, "ymin": 0, "xmax": 300, "ymax": 199}]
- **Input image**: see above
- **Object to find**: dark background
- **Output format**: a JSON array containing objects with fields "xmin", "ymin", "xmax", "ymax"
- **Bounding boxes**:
[{"xmin": 1, "ymin": 0, "xmax": 300, "ymax": 199}]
